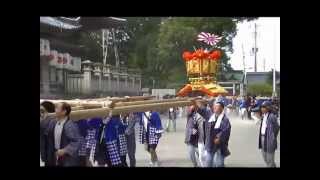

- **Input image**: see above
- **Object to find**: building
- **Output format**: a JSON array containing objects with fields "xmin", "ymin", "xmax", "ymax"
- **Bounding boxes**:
[
  {"xmin": 40, "ymin": 17, "xmax": 142, "ymax": 99},
  {"xmin": 245, "ymin": 71, "xmax": 280, "ymax": 85},
  {"xmin": 152, "ymin": 89, "xmax": 176, "ymax": 100},
  {"xmin": 215, "ymin": 70, "xmax": 280, "ymax": 97},
  {"xmin": 244, "ymin": 71, "xmax": 280, "ymax": 97},
  {"xmin": 218, "ymin": 70, "xmax": 245, "ymax": 96}
]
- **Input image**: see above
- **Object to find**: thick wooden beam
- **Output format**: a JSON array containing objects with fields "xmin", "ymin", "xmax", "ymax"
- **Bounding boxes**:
[
  {"xmin": 40, "ymin": 96, "xmax": 155, "ymax": 107},
  {"xmin": 112, "ymin": 98, "xmax": 189, "ymax": 108},
  {"xmin": 108, "ymin": 96, "xmax": 155, "ymax": 104},
  {"xmin": 46, "ymin": 98, "xmax": 208, "ymax": 121},
  {"xmin": 71, "ymin": 106, "xmax": 84, "ymax": 111}
]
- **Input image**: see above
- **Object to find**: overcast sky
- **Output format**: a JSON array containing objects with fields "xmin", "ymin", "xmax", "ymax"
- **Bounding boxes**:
[{"xmin": 229, "ymin": 17, "xmax": 280, "ymax": 72}]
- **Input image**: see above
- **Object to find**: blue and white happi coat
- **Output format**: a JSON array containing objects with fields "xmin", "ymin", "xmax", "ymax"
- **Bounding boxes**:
[
  {"xmin": 89, "ymin": 117, "xmax": 122, "ymax": 166},
  {"xmin": 76, "ymin": 116, "xmax": 129, "ymax": 166},
  {"xmin": 75, "ymin": 119, "xmax": 90, "ymax": 156},
  {"xmin": 138, "ymin": 112, "xmax": 163, "ymax": 145},
  {"xmin": 86, "ymin": 118, "xmax": 102, "ymax": 160},
  {"xmin": 104, "ymin": 117, "xmax": 123, "ymax": 165},
  {"xmin": 116, "ymin": 116, "xmax": 128, "ymax": 157}
]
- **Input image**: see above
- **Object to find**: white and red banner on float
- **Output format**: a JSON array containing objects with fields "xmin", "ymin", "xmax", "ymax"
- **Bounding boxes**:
[
  {"xmin": 41, "ymin": 39, "xmax": 82, "ymax": 72},
  {"xmin": 49, "ymin": 50, "xmax": 58, "ymax": 67},
  {"xmin": 48, "ymin": 50, "xmax": 81, "ymax": 72}
]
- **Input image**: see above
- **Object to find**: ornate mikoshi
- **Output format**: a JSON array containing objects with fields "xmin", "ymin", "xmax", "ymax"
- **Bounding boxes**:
[{"xmin": 177, "ymin": 32, "xmax": 228, "ymax": 97}]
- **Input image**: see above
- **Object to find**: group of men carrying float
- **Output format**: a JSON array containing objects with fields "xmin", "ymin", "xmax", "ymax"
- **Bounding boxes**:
[
  {"xmin": 40, "ymin": 100, "xmax": 163, "ymax": 167},
  {"xmin": 40, "ymin": 96, "xmax": 279, "ymax": 167}
]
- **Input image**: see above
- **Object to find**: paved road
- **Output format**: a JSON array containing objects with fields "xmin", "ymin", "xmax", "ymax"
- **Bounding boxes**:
[
  {"xmin": 135, "ymin": 113, "xmax": 280, "ymax": 167},
  {"xmin": 40, "ymin": 113, "xmax": 280, "ymax": 167}
]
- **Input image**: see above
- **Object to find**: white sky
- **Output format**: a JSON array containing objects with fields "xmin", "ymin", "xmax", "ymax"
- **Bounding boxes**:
[{"xmin": 229, "ymin": 17, "xmax": 280, "ymax": 72}]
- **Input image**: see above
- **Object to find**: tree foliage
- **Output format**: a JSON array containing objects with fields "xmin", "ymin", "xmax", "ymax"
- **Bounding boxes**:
[
  {"xmin": 247, "ymin": 83, "xmax": 273, "ymax": 96},
  {"xmin": 68, "ymin": 17, "xmax": 257, "ymax": 88}
]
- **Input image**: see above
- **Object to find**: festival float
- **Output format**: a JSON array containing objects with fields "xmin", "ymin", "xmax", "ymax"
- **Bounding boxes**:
[{"xmin": 177, "ymin": 32, "xmax": 228, "ymax": 97}]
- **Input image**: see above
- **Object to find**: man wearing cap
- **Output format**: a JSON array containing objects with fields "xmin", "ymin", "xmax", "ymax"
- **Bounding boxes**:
[
  {"xmin": 195, "ymin": 100, "xmax": 231, "ymax": 167},
  {"xmin": 259, "ymin": 101, "xmax": 280, "ymax": 167}
]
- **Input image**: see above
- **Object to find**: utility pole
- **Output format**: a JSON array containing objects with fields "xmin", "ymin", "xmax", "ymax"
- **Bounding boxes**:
[
  {"xmin": 241, "ymin": 43, "xmax": 246, "ymax": 96},
  {"xmin": 273, "ymin": 26, "xmax": 277, "ymax": 98},
  {"xmin": 242, "ymin": 44, "xmax": 246, "ymax": 84},
  {"xmin": 254, "ymin": 23, "xmax": 258, "ymax": 72},
  {"xmin": 263, "ymin": 58, "xmax": 266, "ymax": 72}
]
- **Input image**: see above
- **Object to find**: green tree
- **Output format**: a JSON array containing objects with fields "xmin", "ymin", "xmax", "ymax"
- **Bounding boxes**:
[
  {"xmin": 77, "ymin": 31, "xmax": 103, "ymax": 62},
  {"xmin": 122, "ymin": 17, "xmax": 164, "ymax": 87}
]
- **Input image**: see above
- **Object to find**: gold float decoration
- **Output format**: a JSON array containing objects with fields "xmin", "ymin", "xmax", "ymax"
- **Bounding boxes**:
[{"xmin": 178, "ymin": 49, "xmax": 228, "ymax": 97}]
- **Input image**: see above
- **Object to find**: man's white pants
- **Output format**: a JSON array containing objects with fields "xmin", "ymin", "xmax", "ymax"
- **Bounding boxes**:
[
  {"xmin": 198, "ymin": 142, "xmax": 206, "ymax": 167},
  {"xmin": 240, "ymin": 108, "xmax": 247, "ymax": 119}
]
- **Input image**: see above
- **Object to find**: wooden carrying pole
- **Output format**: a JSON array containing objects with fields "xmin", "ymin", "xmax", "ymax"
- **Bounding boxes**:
[
  {"xmin": 111, "ymin": 98, "xmax": 189, "ymax": 108},
  {"xmin": 47, "ymin": 98, "xmax": 208, "ymax": 121},
  {"xmin": 40, "ymin": 96, "xmax": 155, "ymax": 109}
]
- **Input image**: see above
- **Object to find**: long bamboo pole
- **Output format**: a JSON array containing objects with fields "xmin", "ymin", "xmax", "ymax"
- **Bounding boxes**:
[
  {"xmin": 107, "ymin": 96, "xmax": 155, "ymax": 103},
  {"xmin": 112, "ymin": 98, "xmax": 189, "ymax": 108},
  {"xmin": 47, "ymin": 98, "xmax": 208, "ymax": 121},
  {"xmin": 40, "ymin": 96, "xmax": 155, "ymax": 107},
  {"xmin": 71, "ymin": 106, "xmax": 85, "ymax": 111},
  {"xmin": 64, "ymin": 98, "xmax": 190, "ymax": 112}
]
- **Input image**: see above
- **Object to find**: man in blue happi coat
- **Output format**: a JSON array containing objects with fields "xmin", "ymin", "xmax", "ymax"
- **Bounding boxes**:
[
  {"xmin": 138, "ymin": 111, "xmax": 163, "ymax": 167},
  {"xmin": 92, "ymin": 115, "xmax": 126, "ymax": 167},
  {"xmin": 116, "ymin": 115, "xmax": 128, "ymax": 167},
  {"xmin": 195, "ymin": 99, "xmax": 231, "ymax": 167},
  {"xmin": 75, "ymin": 119, "xmax": 92, "ymax": 166},
  {"xmin": 239, "ymin": 96, "xmax": 248, "ymax": 120},
  {"xmin": 258, "ymin": 101, "xmax": 280, "ymax": 167}
]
